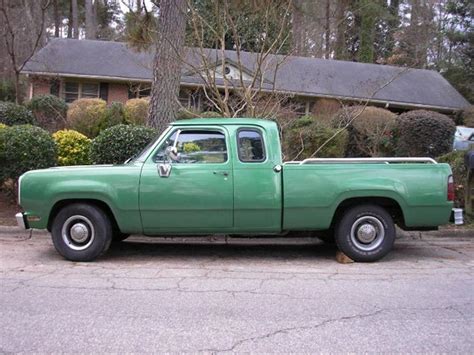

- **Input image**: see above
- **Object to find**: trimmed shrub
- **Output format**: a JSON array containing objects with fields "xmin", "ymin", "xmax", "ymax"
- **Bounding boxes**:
[
  {"xmin": 438, "ymin": 150, "xmax": 467, "ymax": 207},
  {"xmin": 53, "ymin": 130, "xmax": 92, "ymax": 166},
  {"xmin": 0, "ymin": 123, "xmax": 7, "ymax": 130},
  {"xmin": 283, "ymin": 115, "xmax": 348, "ymax": 160},
  {"xmin": 27, "ymin": 95, "xmax": 68, "ymax": 132},
  {"xmin": 0, "ymin": 79, "xmax": 15, "ymax": 102},
  {"xmin": 124, "ymin": 98, "xmax": 149, "ymax": 125},
  {"xmin": 396, "ymin": 110, "xmax": 456, "ymax": 157},
  {"xmin": 67, "ymin": 98, "xmax": 107, "ymax": 138},
  {"xmin": 176, "ymin": 108, "xmax": 202, "ymax": 120},
  {"xmin": 0, "ymin": 101, "xmax": 35, "ymax": 126},
  {"xmin": 101, "ymin": 101, "xmax": 127, "ymax": 130},
  {"xmin": 461, "ymin": 106, "xmax": 474, "ymax": 128},
  {"xmin": 90, "ymin": 124, "xmax": 157, "ymax": 164},
  {"xmin": 0, "ymin": 125, "xmax": 56, "ymax": 183},
  {"xmin": 333, "ymin": 106, "xmax": 397, "ymax": 157}
]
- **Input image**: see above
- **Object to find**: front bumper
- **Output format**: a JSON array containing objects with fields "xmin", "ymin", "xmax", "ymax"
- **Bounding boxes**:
[{"xmin": 15, "ymin": 212, "xmax": 29, "ymax": 229}]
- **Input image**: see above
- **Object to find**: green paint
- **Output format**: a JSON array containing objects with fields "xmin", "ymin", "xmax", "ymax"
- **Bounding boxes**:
[{"xmin": 18, "ymin": 118, "xmax": 453, "ymax": 233}]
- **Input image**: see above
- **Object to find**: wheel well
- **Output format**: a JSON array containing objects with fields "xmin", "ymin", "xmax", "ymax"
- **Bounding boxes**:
[
  {"xmin": 47, "ymin": 199, "xmax": 120, "ymax": 232},
  {"xmin": 331, "ymin": 197, "xmax": 405, "ymax": 228}
]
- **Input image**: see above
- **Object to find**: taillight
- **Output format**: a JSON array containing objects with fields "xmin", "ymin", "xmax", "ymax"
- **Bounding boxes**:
[{"xmin": 447, "ymin": 175, "xmax": 455, "ymax": 201}]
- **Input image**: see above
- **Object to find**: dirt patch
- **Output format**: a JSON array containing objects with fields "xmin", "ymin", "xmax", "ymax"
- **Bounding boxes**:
[{"xmin": 0, "ymin": 190, "xmax": 19, "ymax": 226}]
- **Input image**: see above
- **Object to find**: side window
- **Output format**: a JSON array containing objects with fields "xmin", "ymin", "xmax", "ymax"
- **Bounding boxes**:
[
  {"xmin": 237, "ymin": 129, "xmax": 265, "ymax": 162},
  {"xmin": 154, "ymin": 130, "xmax": 227, "ymax": 164}
]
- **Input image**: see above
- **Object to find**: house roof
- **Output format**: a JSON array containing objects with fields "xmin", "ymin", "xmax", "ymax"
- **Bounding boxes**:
[{"xmin": 22, "ymin": 38, "xmax": 470, "ymax": 112}]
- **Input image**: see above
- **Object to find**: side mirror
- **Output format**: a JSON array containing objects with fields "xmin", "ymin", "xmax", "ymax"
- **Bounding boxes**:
[
  {"xmin": 158, "ymin": 162, "xmax": 172, "ymax": 178},
  {"xmin": 165, "ymin": 146, "xmax": 180, "ymax": 162}
]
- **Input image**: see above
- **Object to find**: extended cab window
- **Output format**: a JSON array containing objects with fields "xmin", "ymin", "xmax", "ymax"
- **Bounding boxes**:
[
  {"xmin": 237, "ymin": 129, "xmax": 265, "ymax": 162},
  {"xmin": 155, "ymin": 130, "xmax": 227, "ymax": 164}
]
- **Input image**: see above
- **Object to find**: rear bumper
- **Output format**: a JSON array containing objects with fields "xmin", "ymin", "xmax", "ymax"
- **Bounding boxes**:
[{"xmin": 15, "ymin": 213, "xmax": 29, "ymax": 229}]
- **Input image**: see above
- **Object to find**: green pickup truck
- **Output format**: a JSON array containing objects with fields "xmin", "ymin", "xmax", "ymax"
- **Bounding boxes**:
[{"xmin": 17, "ymin": 118, "xmax": 454, "ymax": 262}]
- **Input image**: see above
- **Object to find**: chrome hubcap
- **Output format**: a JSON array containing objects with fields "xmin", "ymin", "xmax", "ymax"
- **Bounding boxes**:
[
  {"xmin": 357, "ymin": 223, "xmax": 377, "ymax": 243},
  {"xmin": 61, "ymin": 215, "xmax": 95, "ymax": 251},
  {"xmin": 70, "ymin": 223, "xmax": 89, "ymax": 243},
  {"xmin": 350, "ymin": 216, "xmax": 385, "ymax": 251}
]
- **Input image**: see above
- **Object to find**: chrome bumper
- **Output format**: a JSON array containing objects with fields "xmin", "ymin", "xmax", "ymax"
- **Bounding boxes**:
[{"xmin": 15, "ymin": 212, "xmax": 28, "ymax": 229}]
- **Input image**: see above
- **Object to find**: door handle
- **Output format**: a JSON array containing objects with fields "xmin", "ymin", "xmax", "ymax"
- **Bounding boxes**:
[{"xmin": 213, "ymin": 171, "xmax": 229, "ymax": 177}]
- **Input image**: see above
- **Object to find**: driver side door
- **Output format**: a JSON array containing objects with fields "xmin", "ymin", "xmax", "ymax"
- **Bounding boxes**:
[{"xmin": 139, "ymin": 127, "xmax": 234, "ymax": 234}]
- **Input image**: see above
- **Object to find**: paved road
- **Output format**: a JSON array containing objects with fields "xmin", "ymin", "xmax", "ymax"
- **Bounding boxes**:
[{"xmin": 1, "ymin": 231, "xmax": 473, "ymax": 353}]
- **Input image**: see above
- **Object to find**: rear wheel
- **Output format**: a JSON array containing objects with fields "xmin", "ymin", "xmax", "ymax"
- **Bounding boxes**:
[
  {"xmin": 335, "ymin": 204, "xmax": 395, "ymax": 262},
  {"xmin": 51, "ymin": 203, "xmax": 113, "ymax": 262}
]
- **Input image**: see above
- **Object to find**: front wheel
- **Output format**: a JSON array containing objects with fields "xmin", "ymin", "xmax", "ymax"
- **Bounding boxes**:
[
  {"xmin": 335, "ymin": 205, "xmax": 395, "ymax": 262},
  {"xmin": 51, "ymin": 203, "xmax": 113, "ymax": 262}
]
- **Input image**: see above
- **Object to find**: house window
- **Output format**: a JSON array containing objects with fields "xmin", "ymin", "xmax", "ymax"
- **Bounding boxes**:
[
  {"xmin": 63, "ymin": 81, "xmax": 99, "ymax": 103},
  {"xmin": 128, "ymin": 84, "xmax": 151, "ymax": 99}
]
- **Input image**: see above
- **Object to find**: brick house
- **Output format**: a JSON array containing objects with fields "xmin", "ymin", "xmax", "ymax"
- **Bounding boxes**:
[{"xmin": 22, "ymin": 38, "xmax": 470, "ymax": 115}]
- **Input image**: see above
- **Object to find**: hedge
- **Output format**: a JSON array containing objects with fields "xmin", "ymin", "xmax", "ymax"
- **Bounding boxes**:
[
  {"xmin": 0, "ymin": 125, "xmax": 56, "ymax": 184},
  {"xmin": 333, "ymin": 106, "xmax": 397, "ymax": 157},
  {"xmin": 124, "ymin": 98, "xmax": 149, "ymax": 125},
  {"xmin": 101, "ymin": 101, "xmax": 127, "ymax": 130},
  {"xmin": 283, "ymin": 115, "xmax": 348, "ymax": 160},
  {"xmin": 53, "ymin": 129, "xmax": 92, "ymax": 166},
  {"xmin": 396, "ymin": 110, "xmax": 456, "ymax": 158},
  {"xmin": 438, "ymin": 150, "xmax": 468, "ymax": 208},
  {"xmin": 0, "ymin": 101, "xmax": 35, "ymax": 126},
  {"xmin": 27, "ymin": 95, "xmax": 68, "ymax": 132},
  {"xmin": 67, "ymin": 98, "xmax": 107, "ymax": 138},
  {"xmin": 90, "ymin": 124, "xmax": 157, "ymax": 164}
]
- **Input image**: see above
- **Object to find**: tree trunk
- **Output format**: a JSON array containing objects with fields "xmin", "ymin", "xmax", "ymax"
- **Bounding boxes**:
[
  {"xmin": 386, "ymin": 0, "xmax": 399, "ymax": 56},
  {"xmin": 324, "ymin": 0, "xmax": 330, "ymax": 59},
  {"xmin": 71, "ymin": 0, "xmax": 78, "ymax": 38},
  {"xmin": 334, "ymin": 0, "xmax": 348, "ymax": 60},
  {"xmin": 291, "ymin": 0, "xmax": 305, "ymax": 56},
  {"xmin": 85, "ymin": 0, "xmax": 96, "ymax": 39},
  {"xmin": 358, "ymin": 0, "xmax": 376, "ymax": 63},
  {"xmin": 148, "ymin": 0, "xmax": 187, "ymax": 132},
  {"xmin": 53, "ymin": 0, "xmax": 60, "ymax": 37}
]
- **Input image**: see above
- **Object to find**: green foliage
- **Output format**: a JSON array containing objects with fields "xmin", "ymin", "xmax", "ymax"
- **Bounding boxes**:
[
  {"xmin": 176, "ymin": 108, "xmax": 202, "ymax": 120},
  {"xmin": 67, "ymin": 98, "xmax": 107, "ymax": 138},
  {"xmin": 124, "ymin": 10, "xmax": 157, "ymax": 51},
  {"xmin": 283, "ymin": 115, "xmax": 348, "ymax": 160},
  {"xmin": 438, "ymin": 150, "xmax": 467, "ymax": 207},
  {"xmin": 396, "ymin": 110, "xmax": 456, "ymax": 158},
  {"xmin": 90, "ymin": 124, "xmax": 157, "ymax": 164},
  {"xmin": 101, "ymin": 102, "xmax": 127, "ymax": 129},
  {"xmin": 183, "ymin": 142, "xmax": 201, "ymax": 153},
  {"xmin": 53, "ymin": 130, "xmax": 92, "ymax": 166},
  {"xmin": 0, "ymin": 101, "xmax": 35, "ymax": 126},
  {"xmin": 0, "ymin": 125, "xmax": 56, "ymax": 183},
  {"xmin": 0, "ymin": 79, "xmax": 15, "ymax": 102},
  {"xmin": 27, "ymin": 95, "xmax": 68, "ymax": 132},
  {"xmin": 0, "ymin": 123, "xmax": 7, "ymax": 130},
  {"xmin": 124, "ymin": 98, "xmax": 149, "ymax": 125},
  {"xmin": 333, "ymin": 106, "xmax": 398, "ymax": 157}
]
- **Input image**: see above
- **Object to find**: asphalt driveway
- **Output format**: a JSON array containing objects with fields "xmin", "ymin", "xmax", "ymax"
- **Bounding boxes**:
[{"xmin": 1, "ymin": 230, "xmax": 473, "ymax": 353}]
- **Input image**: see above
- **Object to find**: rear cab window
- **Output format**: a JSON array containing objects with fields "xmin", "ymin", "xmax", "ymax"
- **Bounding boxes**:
[{"xmin": 237, "ymin": 129, "xmax": 266, "ymax": 163}]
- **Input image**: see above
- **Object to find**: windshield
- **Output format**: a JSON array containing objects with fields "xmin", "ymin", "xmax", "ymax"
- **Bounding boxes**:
[{"xmin": 127, "ymin": 126, "xmax": 172, "ymax": 164}]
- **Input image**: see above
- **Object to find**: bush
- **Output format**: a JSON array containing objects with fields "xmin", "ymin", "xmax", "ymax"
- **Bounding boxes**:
[
  {"xmin": 0, "ymin": 101, "xmax": 35, "ymax": 126},
  {"xmin": 53, "ymin": 130, "xmax": 92, "ymax": 166},
  {"xmin": 0, "ymin": 79, "xmax": 15, "ymax": 102},
  {"xmin": 438, "ymin": 151, "xmax": 467, "ymax": 207},
  {"xmin": 396, "ymin": 110, "xmax": 456, "ymax": 158},
  {"xmin": 67, "ymin": 98, "xmax": 107, "ymax": 138},
  {"xmin": 333, "ymin": 106, "xmax": 397, "ymax": 157},
  {"xmin": 460, "ymin": 106, "xmax": 474, "ymax": 128},
  {"xmin": 0, "ymin": 123, "xmax": 7, "ymax": 130},
  {"xmin": 176, "ymin": 108, "xmax": 202, "ymax": 120},
  {"xmin": 0, "ymin": 125, "xmax": 56, "ymax": 184},
  {"xmin": 90, "ymin": 124, "xmax": 157, "ymax": 164},
  {"xmin": 27, "ymin": 95, "xmax": 68, "ymax": 132},
  {"xmin": 124, "ymin": 98, "xmax": 149, "ymax": 125},
  {"xmin": 283, "ymin": 115, "xmax": 348, "ymax": 160},
  {"xmin": 101, "ymin": 101, "xmax": 127, "ymax": 130}
]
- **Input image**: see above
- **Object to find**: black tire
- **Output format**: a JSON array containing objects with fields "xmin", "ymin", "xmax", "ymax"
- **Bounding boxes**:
[
  {"xmin": 51, "ymin": 203, "xmax": 113, "ymax": 262},
  {"xmin": 112, "ymin": 232, "xmax": 130, "ymax": 243},
  {"xmin": 335, "ymin": 204, "xmax": 395, "ymax": 262}
]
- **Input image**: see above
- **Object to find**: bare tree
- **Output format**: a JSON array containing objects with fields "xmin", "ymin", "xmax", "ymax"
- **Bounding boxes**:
[
  {"xmin": 0, "ymin": 0, "xmax": 51, "ymax": 103},
  {"xmin": 147, "ymin": 0, "xmax": 188, "ymax": 132}
]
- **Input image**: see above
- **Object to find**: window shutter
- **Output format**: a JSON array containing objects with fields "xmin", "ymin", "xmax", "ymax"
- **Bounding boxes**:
[{"xmin": 99, "ymin": 83, "xmax": 109, "ymax": 102}]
